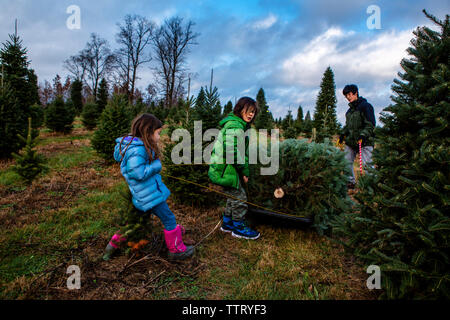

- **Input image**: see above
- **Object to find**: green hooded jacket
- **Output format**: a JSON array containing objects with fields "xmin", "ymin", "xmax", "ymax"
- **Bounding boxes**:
[{"xmin": 208, "ymin": 112, "xmax": 250, "ymax": 189}]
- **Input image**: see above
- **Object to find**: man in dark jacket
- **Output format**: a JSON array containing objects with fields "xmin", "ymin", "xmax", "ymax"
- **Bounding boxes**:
[{"xmin": 338, "ymin": 84, "xmax": 376, "ymax": 188}]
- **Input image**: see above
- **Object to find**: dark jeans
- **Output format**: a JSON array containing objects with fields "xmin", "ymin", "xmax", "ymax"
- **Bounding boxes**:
[{"xmin": 137, "ymin": 201, "xmax": 177, "ymax": 231}]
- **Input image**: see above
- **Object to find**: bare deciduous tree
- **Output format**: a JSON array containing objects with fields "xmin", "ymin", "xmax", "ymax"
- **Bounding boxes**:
[
  {"xmin": 38, "ymin": 80, "xmax": 53, "ymax": 106},
  {"xmin": 145, "ymin": 83, "xmax": 158, "ymax": 103},
  {"xmin": 152, "ymin": 16, "xmax": 199, "ymax": 108},
  {"xmin": 64, "ymin": 33, "xmax": 115, "ymax": 98},
  {"xmin": 115, "ymin": 15, "xmax": 155, "ymax": 103},
  {"xmin": 83, "ymin": 33, "xmax": 116, "ymax": 98},
  {"xmin": 63, "ymin": 54, "xmax": 88, "ymax": 83}
]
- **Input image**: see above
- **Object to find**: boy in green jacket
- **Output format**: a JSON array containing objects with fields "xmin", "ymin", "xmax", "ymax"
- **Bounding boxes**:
[{"xmin": 208, "ymin": 97, "xmax": 260, "ymax": 240}]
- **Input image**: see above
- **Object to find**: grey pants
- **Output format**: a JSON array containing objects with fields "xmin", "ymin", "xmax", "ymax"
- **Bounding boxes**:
[
  {"xmin": 345, "ymin": 145, "xmax": 373, "ymax": 184},
  {"xmin": 223, "ymin": 180, "xmax": 248, "ymax": 221}
]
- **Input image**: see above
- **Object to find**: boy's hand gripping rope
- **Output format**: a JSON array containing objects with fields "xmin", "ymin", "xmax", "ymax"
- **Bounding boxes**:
[{"xmin": 335, "ymin": 139, "xmax": 345, "ymax": 151}]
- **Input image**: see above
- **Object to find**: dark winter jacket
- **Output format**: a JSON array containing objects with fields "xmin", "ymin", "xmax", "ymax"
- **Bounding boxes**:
[
  {"xmin": 341, "ymin": 97, "xmax": 376, "ymax": 149},
  {"xmin": 208, "ymin": 112, "xmax": 250, "ymax": 189},
  {"xmin": 113, "ymin": 136, "xmax": 170, "ymax": 212}
]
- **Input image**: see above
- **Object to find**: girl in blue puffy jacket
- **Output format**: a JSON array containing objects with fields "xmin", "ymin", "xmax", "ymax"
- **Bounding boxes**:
[{"xmin": 103, "ymin": 113, "xmax": 194, "ymax": 260}]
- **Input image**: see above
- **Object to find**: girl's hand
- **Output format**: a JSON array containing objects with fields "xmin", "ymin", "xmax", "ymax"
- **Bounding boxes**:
[{"xmin": 243, "ymin": 176, "xmax": 249, "ymax": 184}]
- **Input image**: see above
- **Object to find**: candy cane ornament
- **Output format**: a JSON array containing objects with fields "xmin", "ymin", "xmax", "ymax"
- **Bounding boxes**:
[{"xmin": 359, "ymin": 140, "xmax": 363, "ymax": 175}]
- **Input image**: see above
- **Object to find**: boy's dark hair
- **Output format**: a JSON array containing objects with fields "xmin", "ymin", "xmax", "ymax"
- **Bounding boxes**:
[
  {"xmin": 343, "ymin": 84, "xmax": 359, "ymax": 96},
  {"xmin": 233, "ymin": 97, "xmax": 259, "ymax": 124}
]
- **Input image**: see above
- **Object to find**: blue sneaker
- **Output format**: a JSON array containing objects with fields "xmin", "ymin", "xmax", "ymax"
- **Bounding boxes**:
[
  {"xmin": 231, "ymin": 220, "xmax": 260, "ymax": 240},
  {"xmin": 220, "ymin": 215, "xmax": 234, "ymax": 233}
]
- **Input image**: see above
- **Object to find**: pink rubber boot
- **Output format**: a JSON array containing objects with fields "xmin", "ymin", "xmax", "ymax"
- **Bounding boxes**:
[
  {"xmin": 164, "ymin": 225, "xmax": 194, "ymax": 260},
  {"xmin": 103, "ymin": 233, "xmax": 127, "ymax": 261}
]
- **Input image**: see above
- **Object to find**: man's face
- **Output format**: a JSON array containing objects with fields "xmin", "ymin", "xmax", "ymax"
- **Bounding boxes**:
[{"xmin": 345, "ymin": 92, "xmax": 358, "ymax": 103}]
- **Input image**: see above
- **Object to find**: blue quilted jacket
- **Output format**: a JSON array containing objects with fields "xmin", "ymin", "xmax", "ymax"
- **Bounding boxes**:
[{"xmin": 113, "ymin": 136, "xmax": 170, "ymax": 212}]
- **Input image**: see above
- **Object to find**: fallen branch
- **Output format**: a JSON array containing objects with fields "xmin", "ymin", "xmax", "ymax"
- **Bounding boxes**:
[
  {"xmin": 143, "ymin": 270, "xmax": 166, "ymax": 288},
  {"xmin": 29, "ymin": 262, "xmax": 65, "ymax": 287},
  {"xmin": 193, "ymin": 219, "xmax": 221, "ymax": 248},
  {"xmin": 118, "ymin": 253, "xmax": 136, "ymax": 274}
]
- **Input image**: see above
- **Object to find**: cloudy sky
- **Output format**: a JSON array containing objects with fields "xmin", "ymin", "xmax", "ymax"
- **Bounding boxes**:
[{"xmin": 1, "ymin": 0, "xmax": 448, "ymax": 124}]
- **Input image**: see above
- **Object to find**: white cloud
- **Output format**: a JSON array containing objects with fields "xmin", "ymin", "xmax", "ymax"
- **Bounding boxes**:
[
  {"xmin": 211, "ymin": 54, "xmax": 240, "ymax": 69},
  {"xmin": 152, "ymin": 7, "xmax": 177, "ymax": 26},
  {"xmin": 252, "ymin": 13, "xmax": 277, "ymax": 30},
  {"xmin": 281, "ymin": 27, "xmax": 413, "ymax": 87}
]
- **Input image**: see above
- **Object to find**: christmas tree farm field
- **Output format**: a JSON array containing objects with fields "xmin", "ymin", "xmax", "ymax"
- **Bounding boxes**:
[{"xmin": 0, "ymin": 119, "xmax": 377, "ymax": 299}]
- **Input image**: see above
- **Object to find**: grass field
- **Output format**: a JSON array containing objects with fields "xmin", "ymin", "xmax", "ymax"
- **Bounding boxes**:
[{"xmin": 0, "ymin": 118, "xmax": 377, "ymax": 300}]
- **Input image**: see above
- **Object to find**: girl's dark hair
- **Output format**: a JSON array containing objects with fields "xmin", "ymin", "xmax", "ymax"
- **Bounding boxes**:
[
  {"xmin": 119, "ymin": 113, "xmax": 163, "ymax": 161},
  {"xmin": 233, "ymin": 97, "xmax": 259, "ymax": 124}
]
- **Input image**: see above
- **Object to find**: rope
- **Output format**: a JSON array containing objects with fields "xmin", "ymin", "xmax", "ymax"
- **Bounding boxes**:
[
  {"xmin": 160, "ymin": 171, "xmax": 308, "ymax": 219},
  {"xmin": 358, "ymin": 140, "xmax": 364, "ymax": 176},
  {"xmin": 193, "ymin": 220, "xmax": 221, "ymax": 249}
]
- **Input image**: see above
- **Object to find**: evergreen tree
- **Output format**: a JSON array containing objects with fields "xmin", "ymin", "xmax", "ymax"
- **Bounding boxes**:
[
  {"xmin": 97, "ymin": 78, "xmax": 108, "ymax": 114},
  {"xmin": 1, "ymin": 30, "xmax": 40, "ymax": 152},
  {"xmin": 0, "ymin": 32, "xmax": 37, "ymax": 113},
  {"xmin": 206, "ymin": 86, "xmax": 222, "ymax": 128},
  {"xmin": 44, "ymin": 96, "xmax": 75, "ymax": 134},
  {"xmin": 277, "ymin": 117, "xmax": 282, "ymax": 127},
  {"xmin": 192, "ymin": 86, "xmax": 221, "ymax": 130},
  {"xmin": 304, "ymin": 110, "xmax": 311, "ymax": 122},
  {"xmin": 195, "ymin": 87, "xmax": 206, "ymax": 110},
  {"xmin": 283, "ymin": 126, "xmax": 297, "ymax": 139},
  {"xmin": 296, "ymin": 105, "xmax": 303, "ymax": 124},
  {"xmin": 71, "ymin": 79, "xmax": 83, "ymax": 116},
  {"xmin": 295, "ymin": 105, "xmax": 304, "ymax": 133},
  {"xmin": 332, "ymin": 11, "xmax": 450, "ymax": 299},
  {"xmin": 167, "ymin": 102, "xmax": 181, "ymax": 124},
  {"xmin": 81, "ymin": 100, "xmax": 100, "ymax": 130},
  {"xmin": 147, "ymin": 100, "xmax": 169, "ymax": 123},
  {"xmin": 303, "ymin": 110, "xmax": 313, "ymax": 137},
  {"xmin": 313, "ymin": 67, "xmax": 339, "ymax": 142},
  {"xmin": 12, "ymin": 117, "xmax": 47, "ymax": 184},
  {"xmin": 91, "ymin": 94, "xmax": 133, "ymax": 162},
  {"xmin": 28, "ymin": 69, "xmax": 40, "ymax": 107},
  {"xmin": 162, "ymin": 85, "xmax": 221, "ymax": 207},
  {"xmin": 281, "ymin": 109, "xmax": 298, "ymax": 138},
  {"xmin": 249, "ymin": 138, "xmax": 351, "ymax": 234},
  {"xmin": 214, "ymin": 100, "xmax": 222, "ymax": 119},
  {"xmin": 223, "ymin": 100, "xmax": 233, "ymax": 116},
  {"xmin": 129, "ymin": 97, "xmax": 147, "ymax": 119},
  {"xmin": 254, "ymin": 88, "xmax": 274, "ymax": 130},
  {"xmin": 281, "ymin": 109, "xmax": 294, "ymax": 131},
  {"xmin": 0, "ymin": 83, "xmax": 23, "ymax": 158},
  {"xmin": 29, "ymin": 103, "xmax": 44, "ymax": 128}
]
